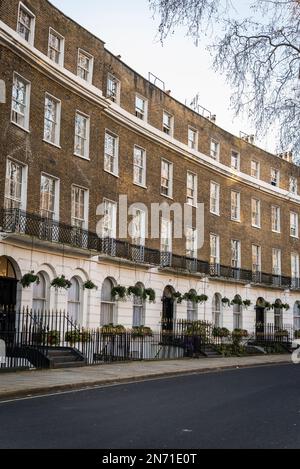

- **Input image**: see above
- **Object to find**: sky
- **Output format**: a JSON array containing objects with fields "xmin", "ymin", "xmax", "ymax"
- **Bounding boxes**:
[{"xmin": 51, "ymin": 0, "xmax": 274, "ymax": 153}]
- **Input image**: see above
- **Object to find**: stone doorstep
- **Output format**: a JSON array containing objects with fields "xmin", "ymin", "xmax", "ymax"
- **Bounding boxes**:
[{"xmin": 0, "ymin": 355, "xmax": 292, "ymax": 401}]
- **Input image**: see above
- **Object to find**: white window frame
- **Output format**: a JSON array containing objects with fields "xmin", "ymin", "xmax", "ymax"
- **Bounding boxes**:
[
  {"xmin": 210, "ymin": 182, "xmax": 220, "ymax": 216},
  {"xmin": 210, "ymin": 234, "xmax": 220, "ymax": 266},
  {"xmin": 210, "ymin": 139, "xmax": 220, "ymax": 161},
  {"xmin": 162, "ymin": 111, "xmax": 174, "ymax": 137},
  {"xmin": 251, "ymin": 160, "xmax": 260, "ymax": 179},
  {"xmin": 231, "ymin": 191, "xmax": 240, "ymax": 221},
  {"xmin": 43, "ymin": 93, "xmax": 61, "ymax": 147},
  {"xmin": 188, "ymin": 127, "xmax": 198, "ymax": 151},
  {"xmin": 187, "ymin": 171, "xmax": 197, "ymax": 207},
  {"xmin": 290, "ymin": 212, "xmax": 299, "ymax": 238},
  {"xmin": 272, "ymin": 248, "xmax": 282, "ymax": 276},
  {"xmin": 161, "ymin": 159, "xmax": 173, "ymax": 198},
  {"xmin": 291, "ymin": 253, "xmax": 299, "ymax": 285},
  {"xmin": 4, "ymin": 158, "xmax": 28, "ymax": 211},
  {"xmin": 161, "ymin": 218, "xmax": 172, "ymax": 254},
  {"xmin": 133, "ymin": 145, "xmax": 146, "ymax": 187},
  {"xmin": 107, "ymin": 74, "xmax": 120, "ymax": 104},
  {"xmin": 186, "ymin": 226, "xmax": 197, "ymax": 259},
  {"xmin": 135, "ymin": 94, "xmax": 148, "ymax": 121},
  {"xmin": 102, "ymin": 199, "xmax": 117, "ymax": 239},
  {"xmin": 271, "ymin": 205, "xmax": 281, "ymax": 233},
  {"xmin": 252, "ymin": 244, "xmax": 261, "ymax": 273},
  {"xmin": 231, "ymin": 239, "xmax": 241, "ymax": 269},
  {"xmin": 77, "ymin": 48, "xmax": 94, "ymax": 84},
  {"xmin": 251, "ymin": 198, "xmax": 261, "ymax": 228},
  {"xmin": 10, "ymin": 72, "xmax": 31, "ymax": 132},
  {"xmin": 271, "ymin": 168, "xmax": 280, "ymax": 187},
  {"xmin": 289, "ymin": 176, "xmax": 298, "ymax": 195},
  {"xmin": 74, "ymin": 111, "xmax": 90, "ymax": 160},
  {"xmin": 11, "ymin": 72, "xmax": 31, "ymax": 131},
  {"xmin": 17, "ymin": 2, "xmax": 35, "ymax": 45},
  {"xmin": 71, "ymin": 185, "xmax": 89, "ymax": 230},
  {"xmin": 104, "ymin": 130, "xmax": 119, "ymax": 176},
  {"xmin": 40, "ymin": 173, "xmax": 60, "ymax": 222},
  {"xmin": 231, "ymin": 150, "xmax": 240, "ymax": 171},
  {"xmin": 131, "ymin": 209, "xmax": 146, "ymax": 247},
  {"xmin": 48, "ymin": 27, "xmax": 65, "ymax": 66}
]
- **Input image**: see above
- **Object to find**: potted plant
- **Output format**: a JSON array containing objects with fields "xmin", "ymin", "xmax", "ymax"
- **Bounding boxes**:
[
  {"xmin": 283, "ymin": 303, "xmax": 290, "ymax": 311},
  {"xmin": 65, "ymin": 330, "xmax": 81, "ymax": 345},
  {"xmin": 231, "ymin": 296, "xmax": 243, "ymax": 306},
  {"xmin": 20, "ymin": 271, "xmax": 40, "ymax": 288},
  {"xmin": 232, "ymin": 329, "xmax": 248, "ymax": 338},
  {"xmin": 51, "ymin": 275, "xmax": 72, "ymax": 290},
  {"xmin": 81, "ymin": 329, "xmax": 92, "ymax": 343},
  {"xmin": 43, "ymin": 330, "xmax": 60, "ymax": 346},
  {"xmin": 83, "ymin": 280, "xmax": 98, "ymax": 290},
  {"xmin": 111, "ymin": 285, "xmax": 128, "ymax": 301},
  {"xmin": 243, "ymin": 299, "xmax": 251, "ymax": 308},
  {"xmin": 131, "ymin": 326, "xmax": 153, "ymax": 337},
  {"xmin": 173, "ymin": 291, "xmax": 183, "ymax": 303},
  {"xmin": 197, "ymin": 294, "xmax": 208, "ymax": 303},
  {"xmin": 127, "ymin": 285, "xmax": 144, "ymax": 298},
  {"xmin": 144, "ymin": 288, "xmax": 156, "ymax": 303},
  {"xmin": 212, "ymin": 327, "xmax": 230, "ymax": 338},
  {"xmin": 221, "ymin": 297, "xmax": 231, "ymax": 307},
  {"xmin": 295, "ymin": 330, "xmax": 300, "ymax": 339}
]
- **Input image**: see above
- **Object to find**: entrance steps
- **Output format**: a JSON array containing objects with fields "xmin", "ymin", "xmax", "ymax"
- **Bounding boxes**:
[{"xmin": 46, "ymin": 348, "xmax": 86, "ymax": 369}]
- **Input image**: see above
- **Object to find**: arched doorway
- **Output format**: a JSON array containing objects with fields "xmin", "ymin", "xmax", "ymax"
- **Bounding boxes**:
[
  {"xmin": 255, "ymin": 297, "xmax": 266, "ymax": 334},
  {"xmin": 0, "ymin": 257, "xmax": 17, "ymax": 307},
  {"xmin": 162, "ymin": 286, "xmax": 175, "ymax": 332},
  {"xmin": 0, "ymin": 256, "xmax": 18, "ymax": 332}
]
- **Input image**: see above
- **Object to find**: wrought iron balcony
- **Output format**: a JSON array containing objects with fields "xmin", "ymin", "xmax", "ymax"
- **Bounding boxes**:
[{"xmin": 0, "ymin": 208, "xmax": 299, "ymax": 289}]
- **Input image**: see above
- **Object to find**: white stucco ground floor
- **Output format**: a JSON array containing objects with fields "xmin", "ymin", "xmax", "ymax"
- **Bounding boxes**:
[{"xmin": 1, "ymin": 239, "xmax": 300, "ymax": 333}]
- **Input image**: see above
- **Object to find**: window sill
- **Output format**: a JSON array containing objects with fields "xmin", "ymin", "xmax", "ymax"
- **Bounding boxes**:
[
  {"xmin": 104, "ymin": 169, "xmax": 119, "ymax": 178},
  {"xmin": 43, "ymin": 139, "xmax": 61, "ymax": 149},
  {"xmin": 272, "ymin": 230, "xmax": 281, "ymax": 234},
  {"xmin": 74, "ymin": 152, "xmax": 90, "ymax": 161},
  {"xmin": 210, "ymin": 211, "xmax": 220, "ymax": 217},
  {"xmin": 133, "ymin": 182, "xmax": 147, "ymax": 190},
  {"xmin": 252, "ymin": 224, "xmax": 261, "ymax": 229},
  {"xmin": 11, "ymin": 121, "xmax": 30, "ymax": 133},
  {"xmin": 231, "ymin": 218, "xmax": 241, "ymax": 223},
  {"xmin": 160, "ymin": 192, "xmax": 173, "ymax": 200}
]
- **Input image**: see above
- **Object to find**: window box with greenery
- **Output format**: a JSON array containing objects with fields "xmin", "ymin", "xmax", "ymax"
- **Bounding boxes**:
[
  {"xmin": 51, "ymin": 275, "xmax": 72, "ymax": 290},
  {"xmin": 101, "ymin": 324, "xmax": 126, "ymax": 335},
  {"xmin": 111, "ymin": 285, "xmax": 128, "ymax": 301},
  {"xmin": 131, "ymin": 326, "xmax": 153, "ymax": 337},
  {"xmin": 274, "ymin": 329, "xmax": 289, "ymax": 338},
  {"xmin": 20, "ymin": 271, "xmax": 40, "ymax": 288}
]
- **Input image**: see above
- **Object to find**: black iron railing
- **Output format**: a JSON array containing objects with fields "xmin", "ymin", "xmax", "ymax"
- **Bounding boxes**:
[
  {"xmin": 0, "ymin": 208, "xmax": 299, "ymax": 289},
  {"xmin": 0, "ymin": 310, "xmax": 295, "ymax": 371}
]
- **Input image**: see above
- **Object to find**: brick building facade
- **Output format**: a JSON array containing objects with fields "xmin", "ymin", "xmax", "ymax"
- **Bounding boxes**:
[{"xmin": 1, "ymin": 0, "xmax": 300, "ymax": 332}]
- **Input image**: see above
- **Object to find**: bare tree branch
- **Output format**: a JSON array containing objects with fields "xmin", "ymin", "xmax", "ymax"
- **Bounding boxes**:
[{"xmin": 149, "ymin": 0, "xmax": 300, "ymax": 159}]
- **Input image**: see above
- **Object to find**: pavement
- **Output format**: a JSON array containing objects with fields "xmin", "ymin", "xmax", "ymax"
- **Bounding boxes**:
[
  {"xmin": 0, "ymin": 354, "xmax": 292, "ymax": 400},
  {"xmin": 0, "ymin": 364, "xmax": 299, "ymax": 449}
]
